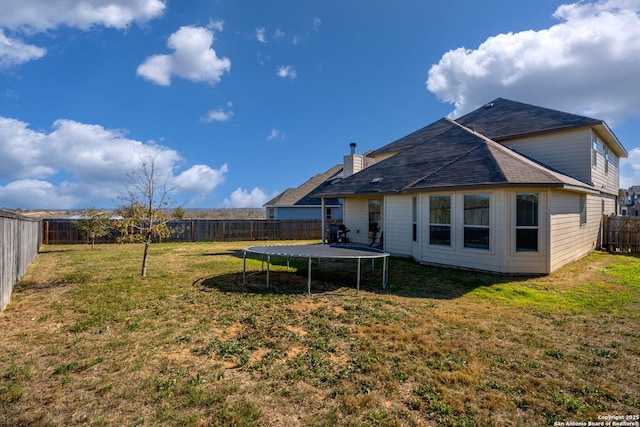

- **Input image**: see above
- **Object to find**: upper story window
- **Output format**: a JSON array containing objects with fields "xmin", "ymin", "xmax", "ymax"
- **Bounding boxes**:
[
  {"xmin": 429, "ymin": 195, "xmax": 451, "ymax": 246},
  {"xmin": 464, "ymin": 194, "xmax": 490, "ymax": 249}
]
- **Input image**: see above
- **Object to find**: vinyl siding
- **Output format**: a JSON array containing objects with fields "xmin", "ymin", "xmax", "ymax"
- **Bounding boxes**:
[
  {"xmin": 343, "ymin": 198, "xmax": 374, "ymax": 246},
  {"xmin": 383, "ymin": 195, "xmax": 412, "ymax": 256},
  {"xmin": 420, "ymin": 190, "xmax": 506, "ymax": 273},
  {"xmin": 549, "ymin": 191, "xmax": 600, "ymax": 272},
  {"xmin": 501, "ymin": 129, "xmax": 591, "ymax": 185},
  {"xmin": 504, "ymin": 189, "xmax": 549, "ymax": 274},
  {"xmin": 591, "ymin": 131, "xmax": 620, "ymax": 196}
]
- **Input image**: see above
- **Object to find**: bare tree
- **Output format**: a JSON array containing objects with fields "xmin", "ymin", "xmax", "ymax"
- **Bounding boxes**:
[{"xmin": 115, "ymin": 149, "xmax": 183, "ymax": 277}]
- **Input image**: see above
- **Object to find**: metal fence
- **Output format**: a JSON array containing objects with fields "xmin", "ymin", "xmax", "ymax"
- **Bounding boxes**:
[
  {"xmin": 1, "ymin": 210, "xmax": 41, "ymax": 311},
  {"xmin": 43, "ymin": 218, "xmax": 327, "ymax": 244},
  {"xmin": 602, "ymin": 214, "xmax": 640, "ymax": 253}
]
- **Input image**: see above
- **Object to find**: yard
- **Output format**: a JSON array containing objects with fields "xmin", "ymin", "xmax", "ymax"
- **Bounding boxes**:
[{"xmin": 1, "ymin": 242, "xmax": 639, "ymax": 426}]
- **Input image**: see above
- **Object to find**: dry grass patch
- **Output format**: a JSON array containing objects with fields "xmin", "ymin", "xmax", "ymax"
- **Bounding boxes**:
[{"xmin": 1, "ymin": 242, "xmax": 639, "ymax": 426}]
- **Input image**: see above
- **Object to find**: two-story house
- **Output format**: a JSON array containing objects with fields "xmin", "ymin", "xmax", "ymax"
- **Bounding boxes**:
[
  {"xmin": 314, "ymin": 98, "xmax": 627, "ymax": 274},
  {"xmin": 619, "ymin": 186, "xmax": 640, "ymax": 216}
]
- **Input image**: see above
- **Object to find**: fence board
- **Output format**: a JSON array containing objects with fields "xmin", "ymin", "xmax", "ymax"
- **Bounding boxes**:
[
  {"xmin": 0, "ymin": 210, "xmax": 41, "ymax": 311},
  {"xmin": 43, "ymin": 219, "xmax": 329, "ymax": 244},
  {"xmin": 603, "ymin": 214, "xmax": 640, "ymax": 253}
]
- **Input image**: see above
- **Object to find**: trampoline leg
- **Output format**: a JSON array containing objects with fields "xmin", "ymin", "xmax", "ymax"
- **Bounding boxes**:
[
  {"xmin": 243, "ymin": 251, "xmax": 247, "ymax": 284},
  {"xmin": 382, "ymin": 257, "xmax": 388, "ymax": 289},
  {"xmin": 307, "ymin": 257, "xmax": 312, "ymax": 295},
  {"xmin": 357, "ymin": 258, "xmax": 361, "ymax": 293},
  {"xmin": 266, "ymin": 255, "xmax": 270, "ymax": 289}
]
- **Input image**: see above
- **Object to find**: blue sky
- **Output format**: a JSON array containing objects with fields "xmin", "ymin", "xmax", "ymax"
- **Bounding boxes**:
[{"xmin": 1, "ymin": 0, "xmax": 639, "ymax": 209}]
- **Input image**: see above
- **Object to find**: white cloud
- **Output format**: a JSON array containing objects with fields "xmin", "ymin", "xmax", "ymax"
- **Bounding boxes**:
[
  {"xmin": 0, "ymin": 115, "xmax": 228, "ymax": 209},
  {"xmin": 207, "ymin": 19, "xmax": 224, "ymax": 32},
  {"xmin": 426, "ymin": 0, "xmax": 640, "ymax": 124},
  {"xmin": 137, "ymin": 25, "xmax": 231, "ymax": 86},
  {"xmin": 273, "ymin": 28, "xmax": 285, "ymax": 40},
  {"xmin": 222, "ymin": 187, "xmax": 275, "ymax": 208},
  {"xmin": 0, "ymin": 29, "xmax": 46, "ymax": 68},
  {"xmin": 620, "ymin": 148, "xmax": 640, "ymax": 188},
  {"xmin": 255, "ymin": 27, "xmax": 267, "ymax": 43},
  {"xmin": 0, "ymin": 0, "xmax": 166, "ymax": 32},
  {"xmin": 266, "ymin": 128, "xmax": 283, "ymax": 141},
  {"xmin": 203, "ymin": 103, "xmax": 233, "ymax": 122},
  {"xmin": 313, "ymin": 17, "xmax": 322, "ymax": 31},
  {"xmin": 0, "ymin": 180, "xmax": 79, "ymax": 209},
  {"xmin": 0, "ymin": 0, "xmax": 165, "ymax": 68},
  {"xmin": 175, "ymin": 164, "xmax": 228, "ymax": 194},
  {"xmin": 277, "ymin": 65, "xmax": 297, "ymax": 79}
]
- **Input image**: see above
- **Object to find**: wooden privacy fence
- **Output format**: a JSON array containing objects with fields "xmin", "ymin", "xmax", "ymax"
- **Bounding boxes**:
[
  {"xmin": 1, "ymin": 210, "xmax": 41, "ymax": 311},
  {"xmin": 602, "ymin": 214, "xmax": 640, "ymax": 253},
  {"xmin": 43, "ymin": 219, "xmax": 325, "ymax": 244}
]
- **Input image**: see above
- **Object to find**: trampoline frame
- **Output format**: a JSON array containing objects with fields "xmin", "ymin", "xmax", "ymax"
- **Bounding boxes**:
[{"xmin": 242, "ymin": 244, "xmax": 389, "ymax": 294}]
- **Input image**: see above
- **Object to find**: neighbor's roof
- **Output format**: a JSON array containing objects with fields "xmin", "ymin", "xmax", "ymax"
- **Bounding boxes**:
[
  {"xmin": 314, "ymin": 119, "xmax": 597, "ymax": 198},
  {"xmin": 263, "ymin": 164, "xmax": 343, "ymax": 207}
]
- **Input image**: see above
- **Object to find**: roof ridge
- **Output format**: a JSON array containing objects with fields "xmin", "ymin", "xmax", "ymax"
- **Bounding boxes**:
[
  {"xmin": 452, "ymin": 118, "xmax": 594, "ymax": 189},
  {"xmin": 402, "ymin": 121, "xmax": 483, "ymax": 190}
]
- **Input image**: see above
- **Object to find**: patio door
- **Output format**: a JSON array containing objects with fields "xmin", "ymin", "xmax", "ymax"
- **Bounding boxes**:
[{"xmin": 368, "ymin": 199, "xmax": 382, "ymax": 247}]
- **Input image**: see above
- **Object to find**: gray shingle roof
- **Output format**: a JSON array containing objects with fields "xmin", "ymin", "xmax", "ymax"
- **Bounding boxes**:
[
  {"xmin": 455, "ymin": 97, "xmax": 603, "ymax": 141},
  {"xmin": 314, "ymin": 116, "xmax": 596, "ymax": 198},
  {"xmin": 264, "ymin": 164, "xmax": 343, "ymax": 207}
]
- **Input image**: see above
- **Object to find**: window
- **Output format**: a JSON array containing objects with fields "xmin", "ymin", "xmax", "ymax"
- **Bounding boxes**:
[
  {"xmin": 580, "ymin": 195, "xmax": 587, "ymax": 225},
  {"xmin": 592, "ymin": 139, "xmax": 598, "ymax": 166},
  {"xmin": 464, "ymin": 194, "xmax": 490, "ymax": 249},
  {"xmin": 429, "ymin": 195, "xmax": 451, "ymax": 246},
  {"xmin": 325, "ymin": 208, "xmax": 332, "ymax": 220},
  {"xmin": 516, "ymin": 193, "xmax": 538, "ymax": 252},
  {"xmin": 412, "ymin": 197, "xmax": 418, "ymax": 242},
  {"xmin": 605, "ymin": 149, "xmax": 609, "ymax": 174},
  {"xmin": 268, "ymin": 208, "xmax": 275, "ymax": 219}
]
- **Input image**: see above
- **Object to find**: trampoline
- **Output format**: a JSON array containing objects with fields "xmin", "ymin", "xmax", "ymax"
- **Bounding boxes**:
[{"xmin": 242, "ymin": 244, "xmax": 389, "ymax": 294}]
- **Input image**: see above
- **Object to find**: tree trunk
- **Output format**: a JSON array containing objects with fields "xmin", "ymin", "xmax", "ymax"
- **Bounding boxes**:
[{"xmin": 141, "ymin": 239, "xmax": 150, "ymax": 277}]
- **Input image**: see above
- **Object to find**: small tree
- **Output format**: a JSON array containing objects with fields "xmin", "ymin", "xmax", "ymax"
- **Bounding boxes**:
[
  {"xmin": 75, "ymin": 207, "xmax": 111, "ymax": 249},
  {"xmin": 115, "ymin": 149, "xmax": 183, "ymax": 277}
]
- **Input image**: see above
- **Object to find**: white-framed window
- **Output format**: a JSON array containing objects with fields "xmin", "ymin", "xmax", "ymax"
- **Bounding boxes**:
[
  {"xmin": 605, "ymin": 149, "xmax": 609, "ymax": 174},
  {"xmin": 580, "ymin": 195, "xmax": 587, "ymax": 225},
  {"xmin": 325, "ymin": 208, "xmax": 332, "ymax": 220},
  {"xmin": 429, "ymin": 195, "xmax": 451, "ymax": 246},
  {"xmin": 464, "ymin": 194, "xmax": 490, "ymax": 249},
  {"xmin": 516, "ymin": 193, "xmax": 538, "ymax": 252},
  {"xmin": 267, "ymin": 207, "xmax": 275, "ymax": 219}
]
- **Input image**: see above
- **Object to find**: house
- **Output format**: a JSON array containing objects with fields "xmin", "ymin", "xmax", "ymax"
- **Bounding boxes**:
[
  {"xmin": 263, "ymin": 165, "xmax": 345, "ymax": 221},
  {"xmin": 264, "ymin": 143, "xmax": 375, "ymax": 221},
  {"xmin": 619, "ymin": 186, "xmax": 640, "ymax": 216},
  {"xmin": 314, "ymin": 98, "xmax": 627, "ymax": 274}
]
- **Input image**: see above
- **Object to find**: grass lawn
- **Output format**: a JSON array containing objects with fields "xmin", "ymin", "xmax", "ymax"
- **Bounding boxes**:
[{"xmin": 1, "ymin": 241, "xmax": 639, "ymax": 426}]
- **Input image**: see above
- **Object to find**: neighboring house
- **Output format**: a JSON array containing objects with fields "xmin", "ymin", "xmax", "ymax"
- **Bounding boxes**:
[
  {"xmin": 314, "ymin": 98, "xmax": 627, "ymax": 274},
  {"xmin": 619, "ymin": 186, "xmax": 640, "ymax": 216},
  {"xmin": 263, "ymin": 165, "xmax": 344, "ymax": 221}
]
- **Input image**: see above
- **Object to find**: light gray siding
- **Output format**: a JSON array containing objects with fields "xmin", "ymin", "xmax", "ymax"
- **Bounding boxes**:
[
  {"xmin": 502, "ymin": 129, "xmax": 591, "ymax": 185},
  {"xmin": 343, "ymin": 198, "xmax": 372, "ymax": 246},
  {"xmin": 383, "ymin": 195, "xmax": 412, "ymax": 256},
  {"xmin": 549, "ymin": 191, "xmax": 600, "ymax": 272},
  {"xmin": 591, "ymin": 131, "xmax": 620, "ymax": 196}
]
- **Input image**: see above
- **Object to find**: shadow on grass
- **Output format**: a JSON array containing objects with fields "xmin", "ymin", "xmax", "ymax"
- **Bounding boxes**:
[
  {"xmin": 194, "ymin": 255, "xmax": 535, "ymax": 299},
  {"xmin": 195, "ymin": 257, "xmax": 390, "ymax": 295}
]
